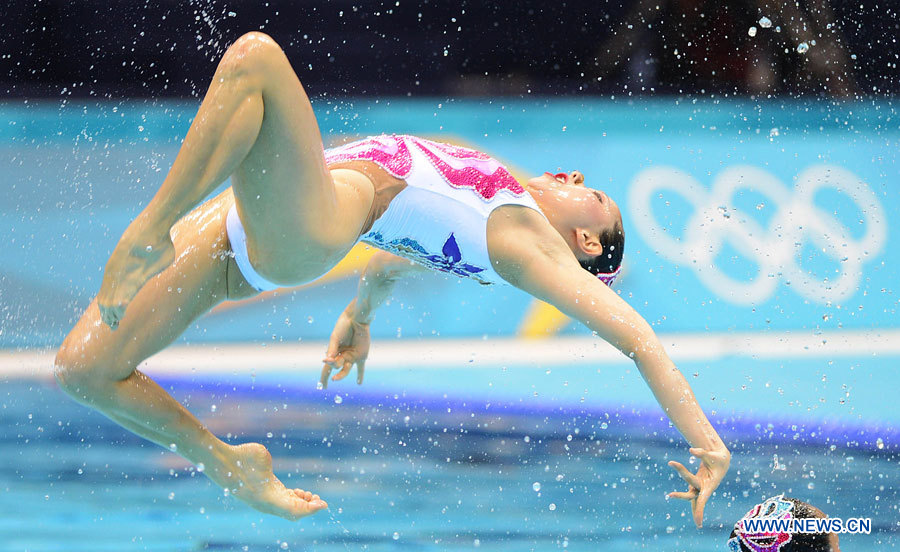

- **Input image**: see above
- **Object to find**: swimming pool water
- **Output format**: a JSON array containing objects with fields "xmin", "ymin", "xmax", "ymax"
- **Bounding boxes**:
[
  {"xmin": 2, "ymin": 99, "xmax": 897, "ymax": 550},
  {"xmin": 3, "ymin": 379, "xmax": 895, "ymax": 551}
]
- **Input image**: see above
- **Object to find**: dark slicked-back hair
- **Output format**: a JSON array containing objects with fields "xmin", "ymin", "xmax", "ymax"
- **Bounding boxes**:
[{"xmin": 579, "ymin": 219, "xmax": 624, "ymax": 277}]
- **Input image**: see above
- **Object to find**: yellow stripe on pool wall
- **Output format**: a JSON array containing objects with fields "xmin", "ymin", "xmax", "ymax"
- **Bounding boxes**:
[{"xmin": 518, "ymin": 300, "xmax": 571, "ymax": 338}]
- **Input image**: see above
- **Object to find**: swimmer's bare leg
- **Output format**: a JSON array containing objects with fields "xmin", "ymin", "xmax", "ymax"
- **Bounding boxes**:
[
  {"xmin": 57, "ymin": 192, "xmax": 327, "ymax": 520},
  {"xmin": 99, "ymin": 32, "xmax": 355, "ymax": 329},
  {"xmin": 97, "ymin": 35, "xmax": 265, "ymax": 328}
]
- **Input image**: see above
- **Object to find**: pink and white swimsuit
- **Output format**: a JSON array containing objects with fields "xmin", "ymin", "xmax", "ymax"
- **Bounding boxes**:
[{"xmin": 226, "ymin": 134, "xmax": 547, "ymax": 290}]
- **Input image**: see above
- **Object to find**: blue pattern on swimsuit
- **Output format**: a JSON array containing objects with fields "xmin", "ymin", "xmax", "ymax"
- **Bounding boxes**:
[{"xmin": 364, "ymin": 231, "xmax": 489, "ymax": 284}]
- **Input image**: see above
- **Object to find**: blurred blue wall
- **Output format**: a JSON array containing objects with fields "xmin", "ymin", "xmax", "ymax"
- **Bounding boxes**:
[{"xmin": 1, "ymin": 99, "xmax": 896, "ymax": 348}]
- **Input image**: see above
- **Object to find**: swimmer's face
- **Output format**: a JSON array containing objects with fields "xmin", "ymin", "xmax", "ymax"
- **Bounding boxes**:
[{"xmin": 525, "ymin": 171, "xmax": 622, "ymax": 260}]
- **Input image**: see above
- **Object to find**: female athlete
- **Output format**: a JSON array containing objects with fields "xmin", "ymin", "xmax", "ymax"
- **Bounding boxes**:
[{"xmin": 53, "ymin": 32, "xmax": 730, "ymax": 526}]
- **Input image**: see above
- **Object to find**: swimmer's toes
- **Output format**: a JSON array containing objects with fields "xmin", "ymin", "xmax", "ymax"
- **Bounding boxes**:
[
  {"xmin": 280, "ymin": 491, "xmax": 327, "ymax": 520},
  {"xmin": 98, "ymin": 303, "xmax": 120, "ymax": 330}
]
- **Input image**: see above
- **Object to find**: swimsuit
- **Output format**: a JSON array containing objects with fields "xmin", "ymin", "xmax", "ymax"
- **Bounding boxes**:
[{"xmin": 226, "ymin": 134, "xmax": 547, "ymax": 291}]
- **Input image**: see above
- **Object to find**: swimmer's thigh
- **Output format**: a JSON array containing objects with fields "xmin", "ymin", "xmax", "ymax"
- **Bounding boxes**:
[
  {"xmin": 227, "ymin": 33, "xmax": 355, "ymax": 272},
  {"xmin": 60, "ymin": 190, "xmax": 258, "ymax": 378}
]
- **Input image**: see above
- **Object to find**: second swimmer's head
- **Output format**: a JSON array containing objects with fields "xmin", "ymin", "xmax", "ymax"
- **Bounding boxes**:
[{"xmin": 727, "ymin": 494, "xmax": 840, "ymax": 552}]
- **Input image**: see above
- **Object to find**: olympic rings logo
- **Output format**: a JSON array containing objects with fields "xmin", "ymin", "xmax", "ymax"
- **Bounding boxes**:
[{"xmin": 628, "ymin": 165, "xmax": 887, "ymax": 305}]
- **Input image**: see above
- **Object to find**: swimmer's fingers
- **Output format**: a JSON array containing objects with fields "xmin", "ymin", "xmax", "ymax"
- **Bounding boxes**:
[
  {"xmin": 689, "ymin": 447, "xmax": 731, "ymax": 528},
  {"xmin": 332, "ymin": 359, "xmax": 354, "ymax": 382},
  {"xmin": 319, "ymin": 362, "xmax": 331, "ymax": 390},
  {"xmin": 693, "ymin": 485, "xmax": 713, "ymax": 528},
  {"xmin": 667, "ymin": 489, "xmax": 699, "ymax": 500},
  {"xmin": 667, "ymin": 460, "xmax": 702, "ymax": 490},
  {"xmin": 328, "ymin": 355, "xmax": 366, "ymax": 385},
  {"xmin": 320, "ymin": 354, "xmax": 343, "ymax": 390},
  {"xmin": 323, "ymin": 338, "xmax": 341, "ymax": 366}
]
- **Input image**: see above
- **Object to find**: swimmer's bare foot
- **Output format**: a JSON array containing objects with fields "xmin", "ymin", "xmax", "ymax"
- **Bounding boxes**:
[
  {"xmin": 211, "ymin": 442, "xmax": 328, "ymax": 521},
  {"xmin": 98, "ymin": 218, "xmax": 175, "ymax": 329}
]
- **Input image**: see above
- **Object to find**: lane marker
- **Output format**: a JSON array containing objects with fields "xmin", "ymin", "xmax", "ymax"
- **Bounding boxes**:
[{"xmin": 3, "ymin": 328, "xmax": 897, "ymax": 380}]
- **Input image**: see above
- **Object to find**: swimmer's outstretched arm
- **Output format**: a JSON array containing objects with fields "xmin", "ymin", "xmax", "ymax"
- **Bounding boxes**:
[
  {"xmin": 324, "ymin": 228, "xmax": 730, "ymax": 527},
  {"xmin": 320, "ymin": 251, "xmax": 425, "ymax": 389},
  {"xmin": 493, "ymin": 227, "xmax": 731, "ymax": 528}
]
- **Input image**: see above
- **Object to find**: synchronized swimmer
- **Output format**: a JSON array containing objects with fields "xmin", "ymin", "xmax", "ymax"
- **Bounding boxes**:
[{"xmin": 53, "ymin": 32, "xmax": 730, "ymax": 525}]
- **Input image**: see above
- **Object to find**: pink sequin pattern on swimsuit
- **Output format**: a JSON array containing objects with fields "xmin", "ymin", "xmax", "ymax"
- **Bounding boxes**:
[
  {"xmin": 325, "ymin": 134, "xmax": 525, "ymax": 201},
  {"xmin": 325, "ymin": 135, "xmax": 413, "ymax": 179}
]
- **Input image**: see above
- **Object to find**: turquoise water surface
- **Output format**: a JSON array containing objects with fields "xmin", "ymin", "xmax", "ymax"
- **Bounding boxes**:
[{"xmin": 2, "ymin": 378, "xmax": 897, "ymax": 551}]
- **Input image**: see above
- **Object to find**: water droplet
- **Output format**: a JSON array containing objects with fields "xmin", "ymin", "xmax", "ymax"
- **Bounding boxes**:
[
  {"xmin": 334, "ymin": 395, "xmax": 343, "ymax": 404},
  {"xmin": 748, "ymin": 26, "xmax": 757, "ymax": 37},
  {"xmin": 549, "ymin": 503, "xmax": 557, "ymax": 511},
  {"xmin": 600, "ymin": 422, "xmax": 608, "ymax": 430},
  {"xmin": 196, "ymin": 463, "xmax": 205, "ymax": 472},
  {"xmin": 392, "ymin": 532, "xmax": 400, "ymax": 540},
  {"xmin": 168, "ymin": 443, "xmax": 177, "ymax": 452},
  {"xmin": 797, "ymin": 42, "xmax": 809, "ymax": 54},
  {"xmin": 145, "ymin": 245, "xmax": 153, "ymax": 252},
  {"xmin": 227, "ymin": 11, "xmax": 237, "ymax": 17},
  {"xmin": 307, "ymin": 316, "xmax": 314, "ymax": 324},
  {"xmin": 759, "ymin": 16, "xmax": 772, "ymax": 28},
  {"xmin": 532, "ymin": 482, "xmax": 541, "ymax": 492},
  {"xmin": 210, "ymin": 404, "xmax": 217, "ymax": 412},
  {"xmin": 266, "ymin": 432, "xmax": 273, "ymax": 438},
  {"xmin": 168, "ymin": 492, "xmax": 175, "ymax": 500},
  {"xmin": 876, "ymin": 438, "xmax": 885, "ymax": 450},
  {"xmin": 280, "ymin": 542, "xmax": 289, "ymax": 550}
]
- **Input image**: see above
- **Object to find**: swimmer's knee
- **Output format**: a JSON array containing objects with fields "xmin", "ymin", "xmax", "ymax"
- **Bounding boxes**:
[
  {"xmin": 219, "ymin": 31, "xmax": 285, "ymax": 78},
  {"xmin": 53, "ymin": 343, "xmax": 90, "ymax": 400},
  {"xmin": 53, "ymin": 339, "xmax": 129, "ymax": 402},
  {"xmin": 54, "ymin": 341, "xmax": 97, "ymax": 400},
  {"xmin": 234, "ymin": 31, "xmax": 279, "ymax": 49}
]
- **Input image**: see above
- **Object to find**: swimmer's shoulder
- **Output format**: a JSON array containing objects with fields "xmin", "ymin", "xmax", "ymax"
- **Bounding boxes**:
[{"xmin": 486, "ymin": 204, "xmax": 573, "ymax": 287}]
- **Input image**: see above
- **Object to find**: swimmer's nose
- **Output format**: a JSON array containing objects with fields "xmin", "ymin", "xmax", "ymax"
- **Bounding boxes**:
[{"xmin": 572, "ymin": 171, "xmax": 584, "ymax": 185}]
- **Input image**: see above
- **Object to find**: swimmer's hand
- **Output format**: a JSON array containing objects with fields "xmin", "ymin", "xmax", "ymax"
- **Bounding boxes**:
[
  {"xmin": 320, "ymin": 309, "xmax": 370, "ymax": 389},
  {"xmin": 667, "ymin": 446, "xmax": 731, "ymax": 528}
]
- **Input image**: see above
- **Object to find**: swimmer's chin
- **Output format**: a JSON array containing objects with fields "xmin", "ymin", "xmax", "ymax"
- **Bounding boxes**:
[{"xmin": 522, "ymin": 181, "xmax": 544, "ymax": 195}]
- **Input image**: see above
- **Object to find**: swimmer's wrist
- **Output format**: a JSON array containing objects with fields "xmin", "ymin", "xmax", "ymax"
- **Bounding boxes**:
[
  {"xmin": 351, "ymin": 314, "xmax": 372, "ymax": 326},
  {"xmin": 346, "ymin": 300, "xmax": 373, "ymax": 325},
  {"xmin": 704, "ymin": 438, "xmax": 730, "ymax": 455},
  {"xmin": 687, "ymin": 426, "xmax": 729, "ymax": 455}
]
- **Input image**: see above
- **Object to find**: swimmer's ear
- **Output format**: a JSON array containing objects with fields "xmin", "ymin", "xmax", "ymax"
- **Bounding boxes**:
[{"xmin": 575, "ymin": 228, "xmax": 603, "ymax": 257}]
